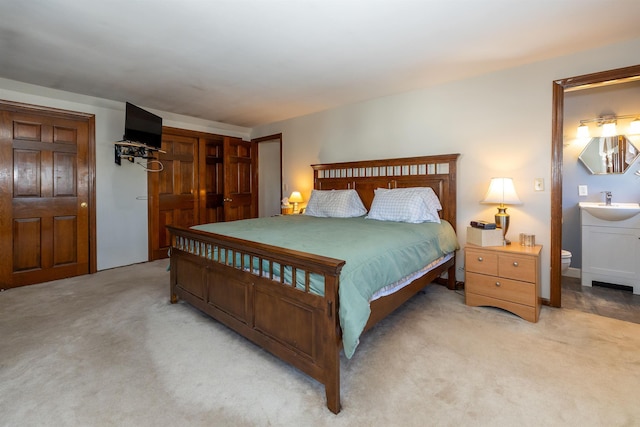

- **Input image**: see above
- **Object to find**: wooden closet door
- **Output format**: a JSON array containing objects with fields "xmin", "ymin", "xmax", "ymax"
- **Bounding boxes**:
[
  {"xmin": 223, "ymin": 137, "xmax": 256, "ymax": 221},
  {"xmin": 148, "ymin": 131, "xmax": 198, "ymax": 260},
  {"xmin": 199, "ymin": 136, "xmax": 225, "ymax": 224},
  {"xmin": 0, "ymin": 107, "xmax": 92, "ymax": 288},
  {"xmin": 147, "ymin": 131, "xmax": 256, "ymax": 260}
]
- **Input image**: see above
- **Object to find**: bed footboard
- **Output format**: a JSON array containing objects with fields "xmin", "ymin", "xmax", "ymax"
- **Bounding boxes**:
[{"xmin": 168, "ymin": 225, "xmax": 346, "ymax": 413}]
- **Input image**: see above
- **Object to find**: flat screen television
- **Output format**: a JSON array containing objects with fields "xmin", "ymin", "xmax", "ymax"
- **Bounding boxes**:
[{"xmin": 123, "ymin": 102, "xmax": 162, "ymax": 149}]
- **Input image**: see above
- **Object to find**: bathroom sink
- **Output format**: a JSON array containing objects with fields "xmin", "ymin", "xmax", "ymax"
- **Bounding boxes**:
[{"xmin": 579, "ymin": 202, "xmax": 640, "ymax": 221}]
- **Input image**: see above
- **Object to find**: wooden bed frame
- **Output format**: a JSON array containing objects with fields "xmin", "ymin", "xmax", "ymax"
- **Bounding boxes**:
[{"xmin": 168, "ymin": 153, "xmax": 459, "ymax": 413}]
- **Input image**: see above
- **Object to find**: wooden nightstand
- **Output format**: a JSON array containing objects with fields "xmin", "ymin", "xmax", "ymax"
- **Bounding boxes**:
[{"xmin": 464, "ymin": 243, "xmax": 542, "ymax": 322}]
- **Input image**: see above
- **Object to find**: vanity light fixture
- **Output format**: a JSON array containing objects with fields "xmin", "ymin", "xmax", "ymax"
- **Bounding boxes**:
[
  {"xmin": 577, "ymin": 114, "xmax": 640, "ymax": 138},
  {"xmin": 576, "ymin": 124, "xmax": 590, "ymax": 139},
  {"xmin": 481, "ymin": 177, "xmax": 522, "ymax": 245},
  {"xmin": 288, "ymin": 191, "xmax": 304, "ymax": 214}
]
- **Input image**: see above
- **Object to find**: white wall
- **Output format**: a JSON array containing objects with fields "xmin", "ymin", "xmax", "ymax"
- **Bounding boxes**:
[
  {"xmin": 0, "ymin": 78, "xmax": 250, "ymax": 270},
  {"xmin": 252, "ymin": 37, "xmax": 640, "ymax": 299}
]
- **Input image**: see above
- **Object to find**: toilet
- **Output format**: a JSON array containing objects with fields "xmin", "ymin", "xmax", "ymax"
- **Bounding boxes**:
[{"xmin": 561, "ymin": 250, "xmax": 572, "ymax": 275}]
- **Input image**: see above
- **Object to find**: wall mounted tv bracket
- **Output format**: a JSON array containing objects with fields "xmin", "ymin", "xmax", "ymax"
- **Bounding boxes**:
[{"xmin": 114, "ymin": 141, "xmax": 162, "ymax": 165}]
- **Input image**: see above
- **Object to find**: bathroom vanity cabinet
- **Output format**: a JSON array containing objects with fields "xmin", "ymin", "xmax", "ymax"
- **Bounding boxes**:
[{"xmin": 580, "ymin": 209, "xmax": 640, "ymax": 295}]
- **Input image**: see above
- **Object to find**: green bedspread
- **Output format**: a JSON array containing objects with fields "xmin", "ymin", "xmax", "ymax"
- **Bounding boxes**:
[{"xmin": 192, "ymin": 215, "xmax": 458, "ymax": 358}]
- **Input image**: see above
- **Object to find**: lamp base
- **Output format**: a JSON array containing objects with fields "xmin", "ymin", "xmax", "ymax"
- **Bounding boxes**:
[{"xmin": 494, "ymin": 205, "xmax": 511, "ymax": 245}]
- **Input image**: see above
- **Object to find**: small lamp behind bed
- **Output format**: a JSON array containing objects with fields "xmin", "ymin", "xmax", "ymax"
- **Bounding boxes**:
[{"xmin": 289, "ymin": 191, "xmax": 304, "ymax": 214}]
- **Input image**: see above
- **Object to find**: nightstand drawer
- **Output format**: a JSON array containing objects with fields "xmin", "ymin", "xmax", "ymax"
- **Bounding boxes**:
[
  {"xmin": 498, "ymin": 255, "xmax": 536, "ymax": 283},
  {"xmin": 465, "ymin": 248, "xmax": 498, "ymax": 276},
  {"xmin": 466, "ymin": 272, "xmax": 534, "ymax": 306}
]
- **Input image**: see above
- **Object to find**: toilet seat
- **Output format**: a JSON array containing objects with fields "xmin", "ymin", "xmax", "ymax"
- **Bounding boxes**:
[{"xmin": 561, "ymin": 250, "xmax": 571, "ymax": 258}]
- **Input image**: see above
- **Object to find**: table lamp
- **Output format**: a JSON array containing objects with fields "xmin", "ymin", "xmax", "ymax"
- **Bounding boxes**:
[
  {"xmin": 481, "ymin": 177, "xmax": 522, "ymax": 244},
  {"xmin": 289, "ymin": 191, "xmax": 304, "ymax": 214}
]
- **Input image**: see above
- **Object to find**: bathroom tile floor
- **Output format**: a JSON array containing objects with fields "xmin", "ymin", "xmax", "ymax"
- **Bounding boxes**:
[{"xmin": 562, "ymin": 276, "xmax": 640, "ymax": 324}]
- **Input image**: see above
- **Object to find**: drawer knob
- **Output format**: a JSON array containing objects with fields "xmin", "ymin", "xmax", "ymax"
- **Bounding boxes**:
[
  {"xmin": 477, "ymin": 257, "xmax": 483, "ymax": 262},
  {"xmin": 495, "ymin": 281, "xmax": 501, "ymax": 287},
  {"xmin": 513, "ymin": 261, "xmax": 519, "ymax": 267}
]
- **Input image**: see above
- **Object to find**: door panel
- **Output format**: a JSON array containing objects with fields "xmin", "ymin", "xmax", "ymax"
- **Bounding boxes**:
[
  {"xmin": 12, "ymin": 218, "xmax": 41, "ymax": 271},
  {"xmin": 53, "ymin": 151, "xmax": 77, "ymax": 196},
  {"xmin": 13, "ymin": 149, "xmax": 41, "ymax": 196},
  {"xmin": 0, "ymin": 106, "xmax": 92, "ymax": 289},
  {"xmin": 53, "ymin": 216, "xmax": 77, "ymax": 265}
]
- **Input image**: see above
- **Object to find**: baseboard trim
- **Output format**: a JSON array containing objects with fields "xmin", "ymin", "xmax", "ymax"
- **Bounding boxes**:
[{"xmin": 562, "ymin": 267, "xmax": 580, "ymax": 279}]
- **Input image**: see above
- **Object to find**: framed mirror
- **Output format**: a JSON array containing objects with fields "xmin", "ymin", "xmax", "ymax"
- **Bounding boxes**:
[{"xmin": 578, "ymin": 135, "xmax": 640, "ymax": 174}]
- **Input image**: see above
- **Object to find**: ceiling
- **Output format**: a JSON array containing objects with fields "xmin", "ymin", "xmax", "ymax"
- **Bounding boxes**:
[{"xmin": 2, "ymin": 0, "xmax": 640, "ymax": 128}]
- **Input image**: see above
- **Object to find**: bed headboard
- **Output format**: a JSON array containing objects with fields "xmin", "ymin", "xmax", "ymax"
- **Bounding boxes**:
[{"xmin": 311, "ymin": 154, "xmax": 459, "ymax": 231}]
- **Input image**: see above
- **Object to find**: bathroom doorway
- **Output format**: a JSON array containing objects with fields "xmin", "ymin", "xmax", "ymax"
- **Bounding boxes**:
[
  {"xmin": 254, "ymin": 133, "xmax": 282, "ymax": 218},
  {"xmin": 551, "ymin": 65, "xmax": 640, "ymax": 313}
]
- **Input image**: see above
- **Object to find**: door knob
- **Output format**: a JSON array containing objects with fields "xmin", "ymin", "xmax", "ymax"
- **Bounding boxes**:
[{"xmin": 80, "ymin": 202, "xmax": 88, "ymax": 208}]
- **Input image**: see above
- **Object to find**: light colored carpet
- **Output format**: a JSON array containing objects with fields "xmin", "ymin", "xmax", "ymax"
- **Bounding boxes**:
[{"xmin": 1, "ymin": 260, "xmax": 639, "ymax": 426}]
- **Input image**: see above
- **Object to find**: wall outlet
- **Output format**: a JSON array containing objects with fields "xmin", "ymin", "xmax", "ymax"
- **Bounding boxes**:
[
  {"xmin": 534, "ymin": 178, "xmax": 544, "ymax": 191},
  {"xmin": 578, "ymin": 185, "xmax": 588, "ymax": 196}
]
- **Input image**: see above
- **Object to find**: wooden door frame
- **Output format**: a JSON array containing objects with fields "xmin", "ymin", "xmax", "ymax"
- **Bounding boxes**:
[
  {"xmin": 252, "ymin": 133, "xmax": 282, "ymax": 217},
  {"xmin": 0, "ymin": 99, "xmax": 97, "ymax": 274},
  {"xmin": 550, "ymin": 65, "xmax": 640, "ymax": 307}
]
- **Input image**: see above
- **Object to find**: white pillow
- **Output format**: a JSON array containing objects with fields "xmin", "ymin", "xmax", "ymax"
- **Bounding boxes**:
[
  {"xmin": 304, "ymin": 189, "xmax": 367, "ymax": 218},
  {"xmin": 366, "ymin": 187, "xmax": 442, "ymax": 223}
]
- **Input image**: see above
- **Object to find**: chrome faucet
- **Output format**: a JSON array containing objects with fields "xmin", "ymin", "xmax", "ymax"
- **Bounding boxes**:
[{"xmin": 603, "ymin": 191, "xmax": 612, "ymax": 206}]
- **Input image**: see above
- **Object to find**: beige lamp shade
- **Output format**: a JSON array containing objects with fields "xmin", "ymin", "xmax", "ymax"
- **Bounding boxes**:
[
  {"xmin": 289, "ymin": 191, "xmax": 303, "ymax": 213},
  {"xmin": 481, "ymin": 178, "xmax": 522, "ymax": 205},
  {"xmin": 288, "ymin": 191, "xmax": 304, "ymax": 203}
]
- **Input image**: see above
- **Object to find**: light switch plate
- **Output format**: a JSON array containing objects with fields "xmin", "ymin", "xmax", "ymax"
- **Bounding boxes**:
[
  {"xmin": 578, "ymin": 185, "xmax": 588, "ymax": 196},
  {"xmin": 534, "ymin": 178, "xmax": 544, "ymax": 191}
]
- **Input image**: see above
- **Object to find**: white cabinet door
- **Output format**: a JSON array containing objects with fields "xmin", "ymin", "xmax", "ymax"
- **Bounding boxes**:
[{"xmin": 581, "ymin": 225, "xmax": 640, "ymax": 293}]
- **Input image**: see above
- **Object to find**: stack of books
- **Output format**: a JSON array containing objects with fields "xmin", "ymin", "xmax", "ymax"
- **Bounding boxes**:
[{"xmin": 469, "ymin": 220, "xmax": 496, "ymax": 230}]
